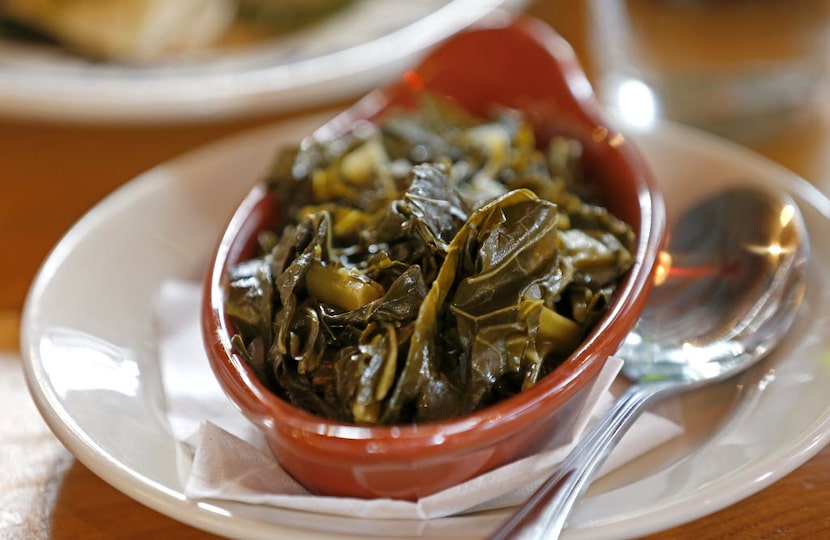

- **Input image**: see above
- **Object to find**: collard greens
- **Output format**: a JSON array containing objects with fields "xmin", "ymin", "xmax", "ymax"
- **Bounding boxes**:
[{"xmin": 227, "ymin": 95, "xmax": 635, "ymax": 425}]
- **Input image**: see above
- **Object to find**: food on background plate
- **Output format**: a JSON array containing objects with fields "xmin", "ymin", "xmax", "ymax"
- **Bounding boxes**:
[
  {"xmin": 226, "ymin": 94, "xmax": 636, "ymax": 426},
  {"xmin": 236, "ymin": 0, "xmax": 356, "ymax": 34},
  {"xmin": 0, "ymin": 0, "xmax": 356, "ymax": 61}
]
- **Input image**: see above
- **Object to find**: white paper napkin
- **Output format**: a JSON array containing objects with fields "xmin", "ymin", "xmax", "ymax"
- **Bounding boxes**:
[{"xmin": 153, "ymin": 280, "xmax": 683, "ymax": 520}]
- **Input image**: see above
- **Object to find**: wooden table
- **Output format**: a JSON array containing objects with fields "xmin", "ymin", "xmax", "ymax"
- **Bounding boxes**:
[{"xmin": 2, "ymin": 1, "xmax": 828, "ymax": 538}]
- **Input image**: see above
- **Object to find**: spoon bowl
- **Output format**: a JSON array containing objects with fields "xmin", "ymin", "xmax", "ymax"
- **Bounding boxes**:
[
  {"xmin": 491, "ymin": 186, "xmax": 809, "ymax": 539},
  {"xmin": 621, "ymin": 187, "xmax": 806, "ymax": 383}
]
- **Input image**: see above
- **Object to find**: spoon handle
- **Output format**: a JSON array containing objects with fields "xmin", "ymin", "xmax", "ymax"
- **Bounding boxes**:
[{"xmin": 489, "ymin": 380, "xmax": 679, "ymax": 540}]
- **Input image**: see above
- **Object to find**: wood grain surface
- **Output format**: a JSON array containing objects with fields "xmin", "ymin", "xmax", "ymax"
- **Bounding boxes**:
[{"xmin": 1, "ymin": 1, "xmax": 828, "ymax": 538}]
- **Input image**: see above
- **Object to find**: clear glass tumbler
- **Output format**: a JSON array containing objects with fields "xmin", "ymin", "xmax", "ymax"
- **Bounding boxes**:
[{"xmin": 590, "ymin": 0, "xmax": 830, "ymax": 140}]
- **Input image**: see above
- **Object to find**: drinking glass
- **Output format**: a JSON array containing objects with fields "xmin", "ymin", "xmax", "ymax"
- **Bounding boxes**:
[{"xmin": 589, "ymin": 0, "xmax": 830, "ymax": 140}]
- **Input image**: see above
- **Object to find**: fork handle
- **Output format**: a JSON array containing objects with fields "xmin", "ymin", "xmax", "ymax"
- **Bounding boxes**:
[{"xmin": 489, "ymin": 380, "xmax": 679, "ymax": 540}]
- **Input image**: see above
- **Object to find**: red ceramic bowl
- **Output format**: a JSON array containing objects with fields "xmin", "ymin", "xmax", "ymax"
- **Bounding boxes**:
[{"xmin": 202, "ymin": 16, "xmax": 665, "ymax": 501}]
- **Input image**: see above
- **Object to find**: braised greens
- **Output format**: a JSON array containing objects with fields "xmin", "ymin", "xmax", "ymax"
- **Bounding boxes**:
[{"xmin": 227, "ymin": 96, "xmax": 635, "ymax": 425}]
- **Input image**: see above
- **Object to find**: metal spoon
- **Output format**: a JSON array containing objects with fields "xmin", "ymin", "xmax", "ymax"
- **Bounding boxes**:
[{"xmin": 490, "ymin": 186, "xmax": 809, "ymax": 540}]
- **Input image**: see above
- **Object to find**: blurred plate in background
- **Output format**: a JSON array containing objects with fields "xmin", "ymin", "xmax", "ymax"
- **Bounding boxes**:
[{"xmin": 0, "ymin": 0, "xmax": 527, "ymax": 123}]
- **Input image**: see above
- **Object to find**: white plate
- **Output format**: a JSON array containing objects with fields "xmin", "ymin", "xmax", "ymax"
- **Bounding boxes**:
[
  {"xmin": 0, "ymin": 0, "xmax": 526, "ymax": 123},
  {"xmin": 21, "ymin": 114, "xmax": 830, "ymax": 539}
]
